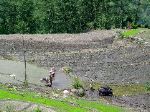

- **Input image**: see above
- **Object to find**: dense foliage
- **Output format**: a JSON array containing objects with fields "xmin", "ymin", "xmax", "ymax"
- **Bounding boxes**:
[{"xmin": 0, "ymin": 0, "xmax": 150, "ymax": 34}]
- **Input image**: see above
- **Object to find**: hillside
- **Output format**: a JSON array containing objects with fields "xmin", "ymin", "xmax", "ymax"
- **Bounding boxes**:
[{"xmin": 0, "ymin": 29, "xmax": 150, "ymax": 112}]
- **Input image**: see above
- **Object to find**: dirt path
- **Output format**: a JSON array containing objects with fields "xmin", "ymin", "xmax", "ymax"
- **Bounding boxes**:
[{"xmin": 0, "ymin": 100, "xmax": 55, "ymax": 112}]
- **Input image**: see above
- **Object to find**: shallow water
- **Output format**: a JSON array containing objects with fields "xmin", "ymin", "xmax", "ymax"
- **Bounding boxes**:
[
  {"xmin": 0, "ymin": 59, "xmax": 71, "ymax": 89},
  {"xmin": 0, "ymin": 59, "xmax": 48, "ymax": 85}
]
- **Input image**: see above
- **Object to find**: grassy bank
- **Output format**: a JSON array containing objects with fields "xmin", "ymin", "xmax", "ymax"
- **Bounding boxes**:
[
  {"xmin": 84, "ymin": 82, "xmax": 148, "ymax": 96},
  {"xmin": 121, "ymin": 29, "xmax": 143, "ymax": 38},
  {"xmin": 0, "ymin": 86, "xmax": 125, "ymax": 112},
  {"xmin": 111, "ymin": 84, "xmax": 149, "ymax": 96}
]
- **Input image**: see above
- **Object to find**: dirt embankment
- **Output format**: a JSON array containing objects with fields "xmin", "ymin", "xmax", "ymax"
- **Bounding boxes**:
[
  {"xmin": 0, "ymin": 100, "xmax": 55, "ymax": 112},
  {"xmin": 113, "ymin": 93, "xmax": 150, "ymax": 112}
]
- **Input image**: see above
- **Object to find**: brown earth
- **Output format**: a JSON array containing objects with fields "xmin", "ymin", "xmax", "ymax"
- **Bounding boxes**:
[{"xmin": 0, "ymin": 30, "xmax": 116, "ymax": 44}]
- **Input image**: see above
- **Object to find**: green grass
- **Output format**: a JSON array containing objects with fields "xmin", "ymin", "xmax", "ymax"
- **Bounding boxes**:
[
  {"xmin": 73, "ymin": 99, "xmax": 124, "ymax": 112},
  {"xmin": 145, "ymin": 82, "xmax": 150, "ymax": 91},
  {"xmin": 110, "ymin": 84, "xmax": 148, "ymax": 96},
  {"xmin": 84, "ymin": 82, "xmax": 148, "ymax": 96},
  {"xmin": 0, "ymin": 89, "xmax": 86, "ymax": 112},
  {"xmin": 0, "ymin": 87, "xmax": 125, "ymax": 112},
  {"xmin": 121, "ymin": 29, "xmax": 141, "ymax": 38}
]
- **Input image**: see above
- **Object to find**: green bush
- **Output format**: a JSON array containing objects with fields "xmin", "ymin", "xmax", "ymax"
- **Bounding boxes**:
[
  {"xmin": 86, "ymin": 22, "xmax": 94, "ymax": 29},
  {"xmin": 145, "ymin": 24, "xmax": 149, "ymax": 28},
  {"xmin": 72, "ymin": 77, "xmax": 83, "ymax": 89},
  {"xmin": 33, "ymin": 107, "xmax": 42, "ymax": 112},
  {"xmin": 140, "ymin": 24, "xmax": 145, "ymax": 28},
  {"xmin": 145, "ymin": 82, "xmax": 150, "ymax": 91},
  {"xmin": 137, "ymin": 24, "xmax": 141, "ymax": 28},
  {"xmin": 62, "ymin": 67, "xmax": 73, "ymax": 75},
  {"xmin": 131, "ymin": 23, "xmax": 138, "ymax": 29},
  {"xmin": 119, "ymin": 31, "xmax": 125, "ymax": 39}
]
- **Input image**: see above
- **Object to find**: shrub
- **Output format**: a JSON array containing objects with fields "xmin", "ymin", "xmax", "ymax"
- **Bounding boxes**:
[
  {"xmin": 33, "ymin": 107, "xmax": 42, "ymax": 112},
  {"xmin": 145, "ymin": 24, "xmax": 149, "ymax": 28},
  {"xmin": 137, "ymin": 24, "xmax": 141, "ymax": 28},
  {"xmin": 86, "ymin": 22, "xmax": 94, "ymax": 29},
  {"xmin": 72, "ymin": 77, "xmax": 83, "ymax": 89},
  {"xmin": 62, "ymin": 66, "xmax": 73, "ymax": 75},
  {"xmin": 140, "ymin": 24, "xmax": 145, "ymax": 28},
  {"xmin": 145, "ymin": 82, "xmax": 150, "ymax": 91},
  {"xmin": 76, "ymin": 88, "xmax": 85, "ymax": 97},
  {"xmin": 116, "ymin": 30, "xmax": 124, "ymax": 39},
  {"xmin": 131, "ymin": 23, "xmax": 138, "ymax": 29}
]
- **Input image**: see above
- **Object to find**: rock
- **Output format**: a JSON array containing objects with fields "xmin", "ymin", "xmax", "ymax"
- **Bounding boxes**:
[
  {"xmin": 53, "ymin": 94, "xmax": 59, "ymax": 98},
  {"xmin": 144, "ymin": 42, "xmax": 149, "ymax": 45},
  {"xmin": 63, "ymin": 90, "xmax": 70, "ymax": 98},
  {"xmin": 10, "ymin": 74, "xmax": 16, "ymax": 79},
  {"xmin": 76, "ymin": 88, "xmax": 85, "ymax": 97},
  {"xmin": 85, "ymin": 89, "xmax": 99, "ymax": 100},
  {"xmin": 99, "ymin": 86, "xmax": 113, "ymax": 96},
  {"xmin": 71, "ymin": 89, "xmax": 77, "ymax": 93},
  {"xmin": 63, "ymin": 90, "xmax": 70, "ymax": 94}
]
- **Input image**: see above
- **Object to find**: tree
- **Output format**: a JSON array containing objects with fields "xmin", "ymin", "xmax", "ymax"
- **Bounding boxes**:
[
  {"xmin": 138, "ymin": 0, "xmax": 150, "ymax": 26},
  {"xmin": 0, "ymin": 0, "xmax": 17, "ymax": 34},
  {"xmin": 0, "ymin": 0, "xmax": 150, "ymax": 34},
  {"xmin": 55, "ymin": 0, "xmax": 82, "ymax": 33},
  {"xmin": 16, "ymin": 0, "xmax": 35, "ymax": 33}
]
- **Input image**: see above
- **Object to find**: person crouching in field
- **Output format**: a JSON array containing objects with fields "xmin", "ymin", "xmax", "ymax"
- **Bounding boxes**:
[
  {"xmin": 49, "ymin": 67, "xmax": 56, "ymax": 80},
  {"xmin": 40, "ymin": 67, "xmax": 56, "ymax": 87},
  {"xmin": 40, "ymin": 77, "xmax": 52, "ymax": 87}
]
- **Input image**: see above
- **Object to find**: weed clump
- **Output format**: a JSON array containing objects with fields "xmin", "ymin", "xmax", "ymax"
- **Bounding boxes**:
[
  {"xmin": 72, "ymin": 77, "xmax": 83, "ymax": 89},
  {"xmin": 33, "ymin": 107, "xmax": 42, "ymax": 112},
  {"xmin": 145, "ymin": 82, "xmax": 150, "ymax": 91},
  {"xmin": 62, "ymin": 66, "xmax": 73, "ymax": 75}
]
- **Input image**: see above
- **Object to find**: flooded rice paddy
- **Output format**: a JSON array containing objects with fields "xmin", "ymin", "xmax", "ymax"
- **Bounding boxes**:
[{"xmin": 0, "ymin": 59, "xmax": 71, "ymax": 89}]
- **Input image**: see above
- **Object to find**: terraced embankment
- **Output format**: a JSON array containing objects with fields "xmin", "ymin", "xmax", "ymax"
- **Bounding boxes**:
[{"xmin": 0, "ymin": 30, "xmax": 149, "ymax": 84}]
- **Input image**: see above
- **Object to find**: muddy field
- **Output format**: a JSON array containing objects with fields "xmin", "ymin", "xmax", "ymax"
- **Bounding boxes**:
[
  {"xmin": 0, "ymin": 59, "xmax": 72, "ymax": 89},
  {"xmin": 0, "ymin": 30, "xmax": 150, "ymax": 112},
  {"xmin": 0, "ymin": 30, "xmax": 149, "ymax": 84}
]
